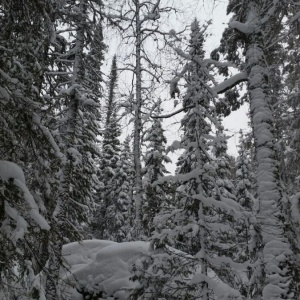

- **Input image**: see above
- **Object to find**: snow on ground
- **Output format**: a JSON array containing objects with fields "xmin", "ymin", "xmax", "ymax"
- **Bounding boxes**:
[
  {"xmin": 61, "ymin": 240, "xmax": 150, "ymax": 300},
  {"xmin": 60, "ymin": 239, "xmax": 245, "ymax": 299}
]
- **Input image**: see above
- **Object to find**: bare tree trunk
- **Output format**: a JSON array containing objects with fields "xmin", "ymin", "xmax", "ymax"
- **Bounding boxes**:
[
  {"xmin": 199, "ymin": 201, "xmax": 209, "ymax": 300},
  {"xmin": 133, "ymin": 0, "xmax": 143, "ymax": 238}
]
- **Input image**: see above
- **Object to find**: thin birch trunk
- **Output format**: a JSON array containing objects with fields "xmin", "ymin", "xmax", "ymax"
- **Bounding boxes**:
[{"xmin": 133, "ymin": 0, "xmax": 143, "ymax": 238}]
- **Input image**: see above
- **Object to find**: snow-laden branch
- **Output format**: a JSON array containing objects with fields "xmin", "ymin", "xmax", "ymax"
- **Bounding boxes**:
[
  {"xmin": 229, "ymin": 20, "xmax": 255, "ymax": 34},
  {"xmin": 151, "ymin": 72, "xmax": 248, "ymax": 119},
  {"xmin": 200, "ymin": 58, "xmax": 236, "ymax": 68},
  {"xmin": 229, "ymin": 8, "xmax": 259, "ymax": 34},
  {"xmin": 151, "ymin": 105, "xmax": 194, "ymax": 119},
  {"xmin": 212, "ymin": 72, "xmax": 248, "ymax": 94},
  {"xmin": 230, "ymin": 1, "xmax": 280, "ymax": 34},
  {"xmin": 102, "ymin": 12, "xmax": 132, "ymax": 22},
  {"xmin": 33, "ymin": 114, "xmax": 65, "ymax": 161},
  {"xmin": 0, "ymin": 160, "xmax": 50, "ymax": 233},
  {"xmin": 189, "ymin": 272, "xmax": 243, "ymax": 299}
]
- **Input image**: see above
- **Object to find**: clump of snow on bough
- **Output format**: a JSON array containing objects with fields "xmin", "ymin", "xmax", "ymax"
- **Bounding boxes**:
[{"xmin": 0, "ymin": 160, "xmax": 50, "ymax": 244}]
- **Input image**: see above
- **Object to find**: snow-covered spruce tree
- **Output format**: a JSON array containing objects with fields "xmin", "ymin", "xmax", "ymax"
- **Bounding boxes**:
[
  {"xmin": 43, "ymin": 1, "xmax": 104, "ymax": 298},
  {"xmin": 233, "ymin": 130, "xmax": 258, "ymax": 297},
  {"xmin": 281, "ymin": 94, "xmax": 300, "ymax": 193},
  {"xmin": 92, "ymin": 55, "xmax": 121, "ymax": 239},
  {"xmin": 0, "ymin": 0, "xmax": 59, "ymax": 297},
  {"xmin": 235, "ymin": 130, "xmax": 255, "ymax": 211},
  {"xmin": 95, "ymin": 107, "xmax": 121, "ymax": 240},
  {"xmin": 212, "ymin": 122, "xmax": 236, "ymax": 202},
  {"xmin": 210, "ymin": 122, "xmax": 247, "ymax": 280},
  {"xmin": 130, "ymin": 20, "xmax": 245, "ymax": 300},
  {"xmin": 267, "ymin": 10, "xmax": 300, "ymax": 271},
  {"xmin": 280, "ymin": 17, "xmax": 300, "ymax": 194},
  {"xmin": 111, "ymin": 136, "xmax": 135, "ymax": 242},
  {"xmin": 142, "ymin": 104, "xmax": 171, "ymax": 237},
  {"xmin": 216, "ymin": 0, "xmax": 300, "ymax": 298}
]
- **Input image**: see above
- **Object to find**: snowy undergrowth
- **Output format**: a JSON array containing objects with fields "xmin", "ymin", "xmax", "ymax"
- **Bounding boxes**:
[{"xmin": 60, "ymin": 239, "xmax": 246, "ymax": 300}]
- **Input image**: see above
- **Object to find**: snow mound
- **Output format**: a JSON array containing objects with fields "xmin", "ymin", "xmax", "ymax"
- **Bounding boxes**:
[
  {"xmin": 61, "ymin": 240, "xmax": 150, "ymax": 299},
  {"xmin": 0, "ymin": 160, "xmax": 26, "ymax": 183}
]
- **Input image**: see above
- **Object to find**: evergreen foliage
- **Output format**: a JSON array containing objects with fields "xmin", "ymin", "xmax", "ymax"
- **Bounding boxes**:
[
  {"xmin": 142, "ymin": 104, "xmax": 171, "ymax": 237},
  {"xmin": 235, "ymin": 130, "xmax": 255, "ymax": 211},
  {"xmin": 93, "ymin": 55, "xmax": 122, "ymax": 239},
  {"xmin": 212, "ymin": 123, "xmax": 236, "ymax": 202},
  {"xmin": 216, "ymin": 1, "xmax": 300, "ymax": 298},
  {"xmin": 130, "ymin": 20, "xmax": 245, "ymax": 300},
  {"xmin": 113, "ymin": 136, "xmax": 135, "ymax": 242},
  {"xmin": 2, "ymin": 0, "xmax": 300, "ymax": 299}
]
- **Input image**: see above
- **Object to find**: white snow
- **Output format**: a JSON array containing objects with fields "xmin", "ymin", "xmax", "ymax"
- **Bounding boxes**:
[
  {"xmin": 67, "ymin": 147, "xmax": 82, "ymax": 165},
  {"xmin": 32, "ymin": 114, "xmax": 64, "ymax": 160},
  {"xmin": 13, "ymin": 179, "xmax": 50, "ymax": 231},
  {"xmin": 212, "ymin": 72, "xmax": 247, "ymax": 94},
  {"xmin": 229, "ymin": 9, "xmax": 260, "ymax": 35},
  {"xmin": 61, "ymin": 240, "xmax": 150, "ymax": 299},
  {"xmin": 0, "ymin": 160, "xmax": 26, "ymax": 183},
  {"xmin": 59, "ymin": 84, "xmax": 81, "ymax": 96},
  {"xmin": 190, "ymin": 272, "xmax": 243, "ymax": 299},
  {"xmin": 229, "ymin": 20, "xmax": 254, "ymax": 34},
  {"xmin": 0, "ymin": 160, "xmax": 50, "ymax": 231},
  {"xmin": 60, "ymin": 239, "xmax": 250, "ymax": 299},
  {"xmin": 5, "ymin": 202, "xmax": 28, "ymax": 243},
  {"xmin": 83, "ymin": 98, "xmax": 98, "ymax": 106}
]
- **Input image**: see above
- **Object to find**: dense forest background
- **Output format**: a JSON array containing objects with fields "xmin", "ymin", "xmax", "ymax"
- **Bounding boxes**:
[{"xmin": 1, "ymin": 0, "xmax": 300, "ymax": 299}]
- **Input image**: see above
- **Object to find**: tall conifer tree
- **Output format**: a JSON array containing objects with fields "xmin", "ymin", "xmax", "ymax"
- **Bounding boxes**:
[
  {"xmin": 216, "ymin": 0, "xmax": 300, "ymax": 297},
  {"xmin": 142, "ymin": 104, "xmax": 171, "ymax": 237},
  {"xmin": 44, "ymin": 1, "xmax": 104, "ymax": 297},
  {"xmin": 0, "ymin": 1, "xmax": 57, "ymax": 297},
  {"xmin": 93, "ymin": 55, "xmax": 121, "ymax": 239}
]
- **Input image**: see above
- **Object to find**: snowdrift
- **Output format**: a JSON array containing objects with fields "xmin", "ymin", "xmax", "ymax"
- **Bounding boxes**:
[{"xmin": 61, "ymin": 239, "xmax": 150, "ymax": 299}]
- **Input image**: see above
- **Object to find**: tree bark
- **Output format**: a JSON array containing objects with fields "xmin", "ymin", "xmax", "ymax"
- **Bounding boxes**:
[{"xmin": 133, "ymin": 0, "xmax": 143, "ymax": 238}]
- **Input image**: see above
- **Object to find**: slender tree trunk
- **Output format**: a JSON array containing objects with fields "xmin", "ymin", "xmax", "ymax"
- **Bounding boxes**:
[
  {"xmin": 133, "ymin": 0, "xmax": 143, "ymax": 238},
  {"xmin": 199, "ymin": 201, "xmax": 209, "ymax": 300}
]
